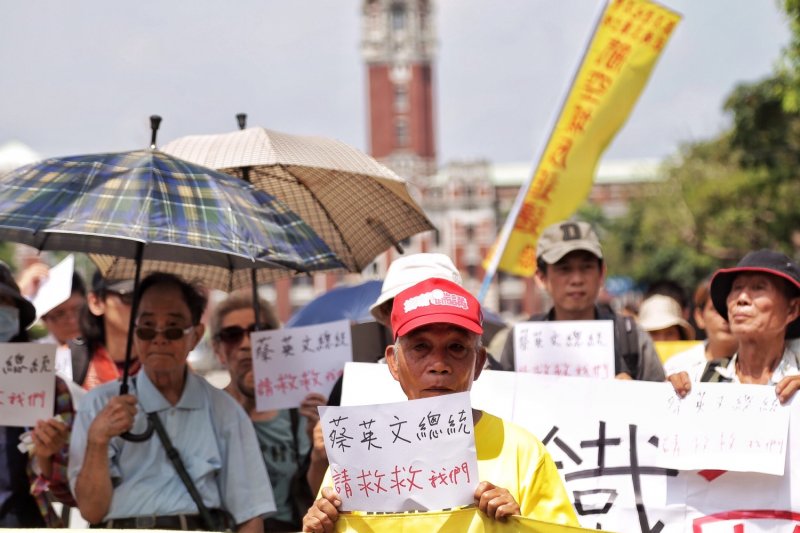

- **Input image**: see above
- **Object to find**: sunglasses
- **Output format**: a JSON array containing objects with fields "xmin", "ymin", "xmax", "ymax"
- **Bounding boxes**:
[
  {"xmin": 214, "ymin": 324, "xmax": 263, "ymax": 345},
  {"xmin": 107, "ymin": 290, "xmax": 134, "ymax": 306},
  {"xmin": 134, "ymin": 325, "xmax": 194, "ymax": 341}
]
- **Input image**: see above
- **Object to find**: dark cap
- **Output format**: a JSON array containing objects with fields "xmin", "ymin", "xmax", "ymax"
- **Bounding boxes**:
[
  {"xmin": 0, "ymin": 261, "xmax": 37, "ymax": 329},
  {"xmin": 709, "ymin": 249, "xmax": 800, "ymax": 338}
]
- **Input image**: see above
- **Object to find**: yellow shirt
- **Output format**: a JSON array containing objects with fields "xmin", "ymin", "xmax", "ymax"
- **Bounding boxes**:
[{"xmin": 474, "ymin": 412, "xmax": 579, "ymax": 525}]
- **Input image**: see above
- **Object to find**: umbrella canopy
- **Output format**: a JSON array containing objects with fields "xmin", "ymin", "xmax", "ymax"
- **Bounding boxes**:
[
  {"xmin": 0, "ymin": 149, "xmax": 345, "ymax": 291},
  {"xmin": 287, "ymin": 280, "xmax": 507, "ymax": 344},
  {"xmin": 162, "ymin": 126, "xmax": 435, "ymax": 272}
]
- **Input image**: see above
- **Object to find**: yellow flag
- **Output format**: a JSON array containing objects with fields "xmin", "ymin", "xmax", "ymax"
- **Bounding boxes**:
[
  {"xmin": 335, "ymin": 507, "xmax": 610, "ymax": 533},
  {"xmin": 488, "ymin": 0, "xmax": 681, "ymax": 277}
]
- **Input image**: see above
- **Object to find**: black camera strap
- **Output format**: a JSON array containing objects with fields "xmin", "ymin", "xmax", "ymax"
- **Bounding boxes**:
[{"xmin": 147, "ymin": 411, "xmax": 220, "ymax": 531}]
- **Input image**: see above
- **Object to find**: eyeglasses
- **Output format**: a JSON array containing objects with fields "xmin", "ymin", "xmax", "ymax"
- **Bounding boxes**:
[
  {"xmin": 214, "ymin": 324, "xmax": 262, "ymax": 345},
  {"xmin": 107, "ymin": 290, "xmax": 134, "ymax": 306},
  {"xmin": 42, "ymin": 304, "xmax": 83, "ymax": 323},
  {"xmin": 134, "ymin": 325, "xmax": 194, "ymax": 341}
]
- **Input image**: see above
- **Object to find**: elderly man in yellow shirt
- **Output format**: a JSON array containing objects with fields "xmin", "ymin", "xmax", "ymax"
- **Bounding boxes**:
[{"xmin": 302, "ymin": 276, "xmax": 579, "ymax": 531}]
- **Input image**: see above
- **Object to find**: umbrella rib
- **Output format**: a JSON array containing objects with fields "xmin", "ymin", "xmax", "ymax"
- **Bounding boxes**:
[{"xmin": 277, "ymin": 163, "xmax": 358, "ymax": 268}]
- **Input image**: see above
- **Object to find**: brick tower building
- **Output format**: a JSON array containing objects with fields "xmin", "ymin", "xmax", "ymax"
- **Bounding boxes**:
[{"xmin": 361, "ymin": 0, "xmax": 437, "ymax": 182}]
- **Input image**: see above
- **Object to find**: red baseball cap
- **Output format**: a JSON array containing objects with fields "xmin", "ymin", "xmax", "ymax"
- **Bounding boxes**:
[{"xmin": 391, "ymin": 278, "xmax": 483, "ymax": 339}]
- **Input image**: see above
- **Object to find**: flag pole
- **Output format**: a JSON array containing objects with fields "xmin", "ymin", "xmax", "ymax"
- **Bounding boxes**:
[{"xmin": 477, "ymin": 0, "xmax": 610, "ymax": 304}]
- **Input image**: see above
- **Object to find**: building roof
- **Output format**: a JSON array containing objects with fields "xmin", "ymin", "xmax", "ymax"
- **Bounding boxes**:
[{"xmin": 431, "ymin": 157, "xmax": 663, "ymax": 187}]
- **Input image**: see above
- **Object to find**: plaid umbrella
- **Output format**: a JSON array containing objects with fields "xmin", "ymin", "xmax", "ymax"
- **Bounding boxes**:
[
  {"xmin": 161, "ymin": 124, "xmax": 435, "ymax": 272},
  {"xmin": 0, "ymin": 149, "xmax": 345, "ymax": 291},
  {"xmin": 0, "ymin": 146, "xmax": 346, "ymax": 441}
]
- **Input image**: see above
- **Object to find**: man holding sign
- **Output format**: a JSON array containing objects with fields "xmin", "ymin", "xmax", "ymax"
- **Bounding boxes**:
[
  {"xmin": 302, "ymin": 277, "xmax": 578, "ymax": 531},
  {"xmin": 500, "ymin": 220, "xmax": 665, "ymax": 382}
]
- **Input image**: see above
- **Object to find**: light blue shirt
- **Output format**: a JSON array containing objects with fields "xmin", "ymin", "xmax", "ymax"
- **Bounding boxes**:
[{"xmin": 68, "ymin": 370, "xmax": 275, "ymax": 523}]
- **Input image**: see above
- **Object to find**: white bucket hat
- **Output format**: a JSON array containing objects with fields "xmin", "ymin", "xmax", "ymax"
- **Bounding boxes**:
[
  {"xmin": 638, "ymin": 294, "xmax": 695, "ymax": 340},
  {"xmin": 369, "ymin": 253, "xmax": 462, "ymax": 325}
]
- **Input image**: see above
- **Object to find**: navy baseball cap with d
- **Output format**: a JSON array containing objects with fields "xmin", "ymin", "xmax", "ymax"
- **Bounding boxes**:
[{"xmin": 391, "ymin": 278, "xmax": 483, "ymax": 340}]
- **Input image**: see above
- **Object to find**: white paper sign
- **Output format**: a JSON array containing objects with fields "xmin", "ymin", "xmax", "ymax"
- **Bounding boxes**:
[
  {"xmin": 654, "ymin": 383, "xmax": 788, "ymax": 475},
  {"xmin": 341, "ymin": 363, "xmax": 800, "ymax": 531},
  {"xmin": 513, "ymin": 320, "xmax": 614, "ymax": 378},
  {"xmin": 32, "ymin": 254, "xmax": 74, "ymax": 319},
  {"xmin": 0, "ymin": 343, "xmax": 56, "ymax": 427},
  {"xmin": 252, "ymin": 320, "xmax": 352, "ymax": 411},
  {"xmin": 319, "ymin": 392, "xmax": 478, "ymax": 512}
]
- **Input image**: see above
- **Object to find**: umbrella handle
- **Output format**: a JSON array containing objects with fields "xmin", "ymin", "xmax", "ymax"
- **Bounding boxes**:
[{"xmin": 121, "ymin": 419, "xmax": 156, "ymax": 442}]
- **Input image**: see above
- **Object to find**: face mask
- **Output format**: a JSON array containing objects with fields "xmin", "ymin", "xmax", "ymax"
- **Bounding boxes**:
[{"xmin": 0, "ymin": 305, "xmax": 20, "ymax": 342}]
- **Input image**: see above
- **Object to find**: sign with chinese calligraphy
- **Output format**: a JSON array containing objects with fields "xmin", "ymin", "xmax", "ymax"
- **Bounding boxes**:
[
  {"xmin": 252, "ymin": 320, "xmax": 352, "ymax": 411},
  {"xmin": 319, "ymin": 392, "xmax": 478, "ymax": 513},
  {"xmin": 485, "ymin": 0, "xmax": 681, "ymax": 277},
  {"xmin": 342, "ymin": 363, "xmax": 800, "ymax": 531},
  {"xmin": 0, "ymin": 343, "xmax": 56, "ymax": 427},
  {"xmin": 513, "ymin": 320, "xmax": 614, "ymax": 379}
]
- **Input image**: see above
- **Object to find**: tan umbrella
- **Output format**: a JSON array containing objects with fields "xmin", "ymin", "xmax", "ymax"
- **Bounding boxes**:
[{"xmin": 158, "ymin": 120, "xmax": 434, "ymax": 273}]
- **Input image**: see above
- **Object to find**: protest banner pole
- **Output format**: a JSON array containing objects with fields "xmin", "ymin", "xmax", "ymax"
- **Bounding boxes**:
[{"xmin": 478, "ymin": 0, "xmax": 609, "ymax": 304}]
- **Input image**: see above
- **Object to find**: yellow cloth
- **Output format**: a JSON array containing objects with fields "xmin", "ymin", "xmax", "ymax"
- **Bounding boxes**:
[
  {"xmin": 321, "ymin": 411, "xmax": 579, "ymax": 527},
  {"xmin": 336, "ymin": 507, "xmax": 604, "ymax": 533},
  {"xmin": 653, "ymin": 340, "xmax": 703, "ymax": 363},
  {"xmin": 474, "ymin": 412, "xmax": 579, "ymax": 526}
]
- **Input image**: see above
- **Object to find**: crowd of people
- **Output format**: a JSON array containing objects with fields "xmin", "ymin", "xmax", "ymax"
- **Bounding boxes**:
[{"xmin": 1, "ymin": 217, "xmax": 799, "ymax": 531}]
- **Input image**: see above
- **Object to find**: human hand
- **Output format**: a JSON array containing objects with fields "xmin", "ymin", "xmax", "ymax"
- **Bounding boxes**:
[
  {"xmin": 474, "ymin": 481, "xmax": 520, "ymax": 521},
  {"xmin": 87, "ymin": 394, "xmax": 138, "ymax": 445},
  {"xmin": 31, "ymin": 417, "xmax": 69, "ymax": 460},
  {"xmin": 300, "ymin": 393, "xmax": 327, "ymax": 440},
  {"xmin": 615, "ymin": 372, "xmax": 633, "ymax": 380},
  {"xmin": 302, "ymin": 487, "xmax": 341, "ymax": 532},
  {"xmin": 776, "ymin": 374, "xmax": 800, "ymax": 404},
  {"xmin": 667, "ymin": 371, "xmax": 692, "ymax": 398},
  {"xmin": 16, "ymin": 262, "xmax": 50, "ymax": 298}
]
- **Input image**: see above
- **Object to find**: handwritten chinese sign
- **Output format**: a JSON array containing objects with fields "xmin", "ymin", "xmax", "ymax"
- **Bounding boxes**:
[
  {"xmin": 252, "ymin": 320, "xmax": 352, "ymax": 411},
  {"xmin": 319, "ymin": 392, "xmax": 478, "ymax": 512},
  {"xmin": 513, "ymin": 320, "xmax": 614, "ymax": 379},
  {"xmin": 0, "ymin": 343, "xmax": 56, "ymax": 427},
  {"xmin": 655, "ymin": 383, "xmax": 788, "ymax": 475}
]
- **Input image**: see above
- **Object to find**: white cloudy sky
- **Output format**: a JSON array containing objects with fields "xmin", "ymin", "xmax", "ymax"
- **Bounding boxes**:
[{"xmin": 0, "ymin": 0, "xmax": 790, "ymax": 165}]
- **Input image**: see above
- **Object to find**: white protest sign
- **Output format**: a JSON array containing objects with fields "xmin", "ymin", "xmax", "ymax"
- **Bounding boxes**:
[
  {"xmin": 319, "ymin": 392, "xmax": 478, "ymax": 513},
  {"xmin": 54, "ymin": 344, "xmax": 73, "ymax": 382},
  {"xmin": 0, "ymin": 343, "xmax": 56, "ymax": 427},
  {"xmin": 513, "ymin": 320, "xmax": 614, "ymax": 378},
  {"xmin": 654, "ymin": 383, "xmax": 788, "ymax": 475},
  {"xmin": 252, "ymin": 320, "xmax": 351, "ymax": 411},
  {"xmin": 341, "ymin": 364, "xmax": 800, "ymax": 531},
  {"xmin": 32, "ymin": 254, "xmax": 74, "ymax": 320}
]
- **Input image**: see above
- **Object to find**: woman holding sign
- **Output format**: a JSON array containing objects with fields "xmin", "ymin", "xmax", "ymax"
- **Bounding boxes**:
[
  {"xmin": 210, "ymin": 291, "xmax": 327, "ymax": 532},
  {"xmin": 669, "ymin": 250, "xmax": 800, "ymax": 403}
]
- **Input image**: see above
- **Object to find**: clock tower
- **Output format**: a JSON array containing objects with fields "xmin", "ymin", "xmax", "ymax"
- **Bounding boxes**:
[{"xmin": 361, "ymin": 0, "xmax": 437, "ymax": 182}]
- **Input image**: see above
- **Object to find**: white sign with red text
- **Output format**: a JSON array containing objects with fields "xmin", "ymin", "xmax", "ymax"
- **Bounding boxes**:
[
  {"xmin": 319, "ymin": 392, "xmax": 478, "ymax": 513},
  {"xmin": 0, "ymin": 343, "xmax": 56, "ymax": 427},
  {"xmin": 513, "ymin": 320, "xmax": 615, "ymax": 378},
  {"xmin": 252, "ymin": 320, "xmax": 352, "ymax": 411}
]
